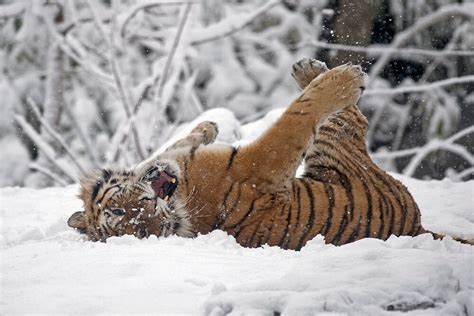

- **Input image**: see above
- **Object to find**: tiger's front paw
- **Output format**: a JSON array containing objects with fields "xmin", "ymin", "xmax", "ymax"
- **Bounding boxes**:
[
  {"xmin": 291, "ymin": 58, "xmax": 329, "ymax": 90},
  {"xmin": 190, "ymin": 121, "xmax": 219, "ymax": 145},
  {"xmin": 305, "ymin": 63, "xmax": 366, "ymax": 114}
]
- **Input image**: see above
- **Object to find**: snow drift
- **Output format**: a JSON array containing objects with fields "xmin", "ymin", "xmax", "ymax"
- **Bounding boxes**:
[{"xmin": 1, "ymin": 108, "xmax": 473, "ymax": 315}]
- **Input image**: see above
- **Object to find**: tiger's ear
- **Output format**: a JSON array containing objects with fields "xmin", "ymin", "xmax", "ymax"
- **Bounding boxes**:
[{"xmin": 68, "ymin": 211, "xmax": 87, "ymax": 232}]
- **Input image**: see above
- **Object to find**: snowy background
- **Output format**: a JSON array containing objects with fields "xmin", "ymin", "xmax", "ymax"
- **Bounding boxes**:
[
  {"xmin": 1, "ymin": 1, "xmax": 474, "ymax": 315},
  {"xmin": 0, "ymin": 0, "xmax": 473, "ymax": 187}
]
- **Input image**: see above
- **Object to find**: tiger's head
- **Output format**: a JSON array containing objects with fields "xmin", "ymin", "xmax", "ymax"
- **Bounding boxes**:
[{"xmin": 67, "ymin": 158, "xmax": 194, "ymax": 241}]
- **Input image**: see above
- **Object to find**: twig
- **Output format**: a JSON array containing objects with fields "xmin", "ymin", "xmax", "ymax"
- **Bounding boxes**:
[
  {"xmin": 119, "ymin": 0, "xmax": 198, "ymax": 37},
  {"xmin": 27, "ymin": 97, "xmax": 88, "ymax": 176},
  {"xmin": 450, "ymin": 167, "xmax": 474, "ymax": 182},
  {"xmin": 85, "ymin": 0, "xmax": 110, "ymax": 46},
  {"xmin": 402, "ymin": 142, "xmax": 473, "ymax": 177},
  {"xmin": 0, "ymin": 2, "xmax": 26, "ymax": 19},
  {"xmin": 152, "ymin": 2, "xmax": 192, "ymax": 109},
  {"xmin": 29, "ymin": 163, "xmax": 69, "ymax": 186},
  {"xmin": 368, "ymin": 3, "xmax": 474, "ymax": 86},
  {"xmin": 43, "ymin": 17, "xmax": 115, "ymax": 86},
  {"xmin": 372, "ymin": 126, "xmax": 474, "ymax": 160},
  {"xmin": 301, "ymin": 41, "xmax": 474, "ymax": 58},
  {"xmin": 110, "ymin": 0, "xmax": 146, "ymax": 160},
  {"xmin": 372, "ymin": 126, "xmax": 474, "ymax": 177},
  {"xmin": 63, "ymin": 105, "xmax": 101, "ymax": 168},
  {"xmin": 14, "ymin": 115, "xmax": 77, "ymax": 182},
  {"xmin": 363, "ymin": 75, "xmax": 474, "ymax": 96},
  {"xmin": 189, "ymin": 0, "xmax": 282, "ymax": 46}
]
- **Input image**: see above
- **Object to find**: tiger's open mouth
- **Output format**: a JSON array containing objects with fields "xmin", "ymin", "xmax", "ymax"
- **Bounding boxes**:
[{"xmin": 150, "ymin": 171, "xmax": 178, "ymax": 201}]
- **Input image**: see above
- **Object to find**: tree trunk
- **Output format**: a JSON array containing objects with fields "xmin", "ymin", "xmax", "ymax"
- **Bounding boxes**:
[{"xmin": 330, "ymin": 0, "xmax": 380, "ymax": 68}]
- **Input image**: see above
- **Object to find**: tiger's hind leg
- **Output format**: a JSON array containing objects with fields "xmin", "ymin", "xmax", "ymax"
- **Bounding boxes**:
[{"xmin": 291, "ymin": 58, "xmax": 423, "ymax": 245}]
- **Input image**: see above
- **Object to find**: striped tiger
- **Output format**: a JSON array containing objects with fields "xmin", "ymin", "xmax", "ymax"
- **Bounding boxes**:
[{"xmin": 68, "ymin": 58, "xmax": 472, "ymax": 249}]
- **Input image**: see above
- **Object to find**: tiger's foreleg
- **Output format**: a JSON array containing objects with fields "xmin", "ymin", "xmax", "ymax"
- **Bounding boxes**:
[
  {"xmin": 164, "ymin": 121, "xmax": 219, "ymax": 153},
  {"xmin": 234, "ymin": 63, "xmax": 366, "ymax": 190}
]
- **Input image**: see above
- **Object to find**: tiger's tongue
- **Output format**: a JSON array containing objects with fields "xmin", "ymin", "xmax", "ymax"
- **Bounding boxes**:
[{"xmin": 151, "ymin": 171, "xmax": 174, "ymax": 199}]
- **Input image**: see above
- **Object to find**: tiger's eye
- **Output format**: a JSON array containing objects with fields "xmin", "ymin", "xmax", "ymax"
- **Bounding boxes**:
[{"xmin": 111, "ymin": 208, "xmax": 126, "ymax": 216}]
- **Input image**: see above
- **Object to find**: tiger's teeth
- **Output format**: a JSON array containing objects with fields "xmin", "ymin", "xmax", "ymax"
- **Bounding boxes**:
[
  {"xmin": 164, "ymin": 195, "xmax": 169, "ymax": 202},
  {"xmin": 171, "ymin": 178, "xmax": 176, "ymax": 184}
]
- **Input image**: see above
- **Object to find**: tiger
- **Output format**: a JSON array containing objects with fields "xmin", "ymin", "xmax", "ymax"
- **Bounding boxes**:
[{"xmin": 67, "ymin": 58, "xmax": 472, "ymax": 250}]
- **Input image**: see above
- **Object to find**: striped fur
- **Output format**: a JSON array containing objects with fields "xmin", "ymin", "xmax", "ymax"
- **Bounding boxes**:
[{"xmin": 68, "ymin": 59, "xmax": 472, "ymax": 249}]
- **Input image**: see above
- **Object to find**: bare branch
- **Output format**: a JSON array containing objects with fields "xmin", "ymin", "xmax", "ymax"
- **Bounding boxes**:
[
  {"xmin": 85, "ymin": 0, "xmax": 110, "ymax": 46},
  {"xmin": 119, "ymin": 0, "xmax": 198, "ymax": 37},
  {"xmin": 450, "ymin": 167, "xmax": 474, "ymax": 182},
  {"xmin": 368, "ymin": 3, "xmax": 474, "ymax": 86},
  {"xmin": 302, "ymin": 41, "xmax": 474, "ymax": 58},
  {"xmin": 0, "ymin": 2, "xmax": 26, "ymax": 19},
  {"xmin": 14, "ymin": 115, "xmax": 77, "ymax": 183},
  {"xmin": 189, "ymin": 0, "xmax": 282, "ymax": 46},
  {"xmin": 29, "ymin": 163, "xmax": 69, "ymax": 186},
  {"xmin": 363, "ymin": 75, "xmax": 474, "ymax": 96},
  {"xmin": 63, "ymin": 106, "xmax": 101, "ymax": 168},
  {"xmin": 152, "ymin": 2, "xmax": 193, "ymax": 109},
  {"xmin": 27, "ymin": 97, "xmax": 88, "ymax": 177},
  {"xmin": 372, "ymin": 126, "xmax": 474, "ymax": 177},
  {"xmin": 372, "ymin": 126, "xmax": 474, "ymax": 160},
  {"xmin": 110, "ymin": 0, "xmax": 146, "ymax": 160}
]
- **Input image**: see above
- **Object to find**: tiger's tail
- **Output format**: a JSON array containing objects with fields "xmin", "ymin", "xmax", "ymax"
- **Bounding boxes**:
[{"xmin": 419, "ymin": 229, "xmax": 474, "ymax": 245}]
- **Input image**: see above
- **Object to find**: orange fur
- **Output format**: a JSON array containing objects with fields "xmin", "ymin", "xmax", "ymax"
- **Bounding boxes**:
[{"xmin": 68, "ymin": 59, "xmax": 472, "ymax": 249}]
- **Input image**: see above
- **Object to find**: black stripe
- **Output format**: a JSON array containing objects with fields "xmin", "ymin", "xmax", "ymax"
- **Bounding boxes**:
[
  {"xmin": 91, "ymin": 181, "xmax": 103, "ymax": 202},
  {"xmin": 407, "ymin": 200, "xmax": 420, "ymax": 236},
  {"xmin": 226, "ymin": 147, "xmax": 239, "ymax": 171},
  {"xmin": 287, "ymin": 110, "xmax": 311, "ymax": 116},
  {"xmin": 363, "ymin": 183, "xmax": 373, "ymax": 239},
  {"xmin": 183, "ymin": 159, "xmax": 190, "ymax": 193},
  {"xmin": 96, "ymin": 184, "xmax": 121, "ymax": 205},
  {"xmin": 102, "ymin": 169, "xmax": 112, "ymax": 183},
  {"xmin": 218, "ymin": 183, "xmax": 240, "ymax": 229},
  {"xmin": 296, "ymin": 179, "xmax": 316, "ymax": 250},
  {"xmin": 386, "ymin": 198, "xmax": 395, "ymax": 239},
  {"xmin": 320, "ymin": 183, "xmax": 334, "ymax": 236},
  {"xmin": 330, "ymin": 205, "xmax": 349, "ymax": 245},
  {"xmin": 228, "ymin": 198, "xmax": 257, "ymax": 235},
  {"xmin": 294, "ymin": 179, "xmax": 301, "ymax": 248},
  {"xmin": 346, "ymin": 216, "xmax": 362, "ymax": 244},
  {"xmin": 313, "ymin": 140, "xmax": 405, "ymax": 240},
  {"xmin": 375, "ymin": 197, "xmax": 385, "ymax": 238},
  {"xmin": 278, "ymin": 204, "xmax": 291, "ymax": 249}
]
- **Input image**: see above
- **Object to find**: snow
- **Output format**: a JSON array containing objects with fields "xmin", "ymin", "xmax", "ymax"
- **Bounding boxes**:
[{"xmin": 1, "ymin": 153, "xmax": 473, "ymax": 314}]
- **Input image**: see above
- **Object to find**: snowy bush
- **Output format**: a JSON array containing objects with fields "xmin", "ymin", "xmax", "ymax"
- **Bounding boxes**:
[{"xmin": 0, "ymin": 0, "xmax": 473, "ymax": 187}]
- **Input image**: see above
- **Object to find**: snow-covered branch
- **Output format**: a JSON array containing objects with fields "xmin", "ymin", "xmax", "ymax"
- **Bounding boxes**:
[
  {"xmin": 303, "ymin": 41, "xmax": 474, "ymax": 58},
  {"xmin": 372, "ymin": 126, "xmax": 474, "ymax": 177},
  {"xmin": 0, "ymin": 2, "xmax": 26, "ymax": 18},
  {"xmin": 27, "ymin": 98, "xmax": 88, "ymax": 177},
  {"xmin": 152, "ymin": 2, "xmax": 192, "ymax": 109},
  {"xmin": 189, "ymin": 0, "xmax": 282, "ymax": 45},
  {"xmin": 119, "ymin": 0, "xmax": 197, "ymax": 37},
  {"xmin": 14, "ymin": 116, "xmax": 77, "ymax": 183},
  {"xmin": 110, "ymin": 1, "xmax": 146, "ymax": 160},
  {"xmin": 364, "ymin": 75, "xmax": 474, "ymax": 96},
  {"xmin": 29, "ymin": 163, "xmax": 69, "ymax": 186},
  {"xmin": 368, "ymin": 3, "xmax": 474, "ymax": 86}
]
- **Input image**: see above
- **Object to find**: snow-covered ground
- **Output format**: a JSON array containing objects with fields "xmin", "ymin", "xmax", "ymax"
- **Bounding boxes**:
[{"xmin": 1, "ymin": 108, "xmax": 473, "ymax": 315}]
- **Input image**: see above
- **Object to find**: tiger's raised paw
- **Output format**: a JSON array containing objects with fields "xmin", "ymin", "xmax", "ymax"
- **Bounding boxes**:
[
  {"xmin": 304, "ymin": 63, "xmax": 366, "ymax": 114},
  {"xmin": 291, "ymin": 58, "xmax": 329, "ymax": 90},
  {"xmin": 189, "ymin": 121, "xmax": 219, "ymax": 145}
]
